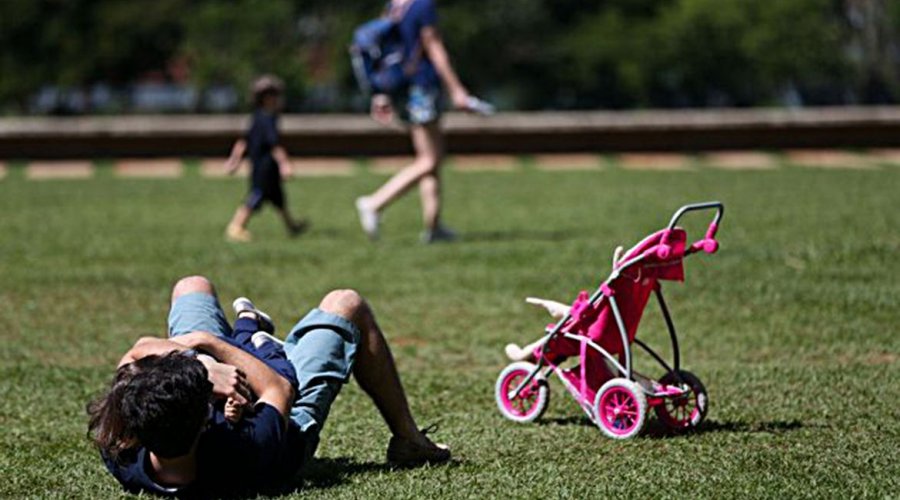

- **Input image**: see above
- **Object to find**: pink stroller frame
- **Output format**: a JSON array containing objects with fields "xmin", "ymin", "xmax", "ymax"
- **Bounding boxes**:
[{"xmin": 495, "ymin": 202, "xmax": 724, "ymax": 439}]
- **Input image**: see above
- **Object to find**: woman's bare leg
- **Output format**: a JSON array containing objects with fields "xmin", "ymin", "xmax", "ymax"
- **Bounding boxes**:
[
  {"xmin": 419, "ymin": 171, "xmax": 441, "ymax": 230},
  {"xmin": 366, "ymin": 123, "xmax": 443, "ymax": 221}
]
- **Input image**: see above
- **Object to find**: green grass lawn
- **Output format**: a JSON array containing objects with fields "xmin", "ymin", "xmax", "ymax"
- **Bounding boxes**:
[{"xmin": 1, "ymin": 165, "xmax": 898, "ymax": 498}]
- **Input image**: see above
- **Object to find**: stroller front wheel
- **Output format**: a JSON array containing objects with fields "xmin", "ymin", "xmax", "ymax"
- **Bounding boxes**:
[
  {"xmin": 495, "ymin": 361, "xmax": 549, "ymax": 423},
  {"xmin": 594, "ymin": 378, "xmax": 647, "ymax": 439}
]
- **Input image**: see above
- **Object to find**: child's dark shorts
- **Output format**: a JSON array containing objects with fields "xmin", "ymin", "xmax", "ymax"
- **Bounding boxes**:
[{"xmin": 245, "ymin": 181, "xmax": 285, "ymax": 211}]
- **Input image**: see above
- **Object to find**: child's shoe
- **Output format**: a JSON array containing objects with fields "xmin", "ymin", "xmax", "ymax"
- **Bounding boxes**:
[
  {"xmin": 232, "ymin": 297, "xmax": 275, "ymax": 334},
  {"xmin": 226, "ymin": 225, "xmax": 252, "ymax": 242},
  {"xmin": 287, "ymin": 219, "xmax": 309, "ymax": 238},
  {"xmin": 251, "ymin": 330, "xmax": 285, "ymax": 349}
]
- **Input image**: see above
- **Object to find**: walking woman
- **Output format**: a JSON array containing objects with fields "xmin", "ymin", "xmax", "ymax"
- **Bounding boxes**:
[{"xmin": 355, "ymin": 0, "xmax": 474, "ymax": 243}]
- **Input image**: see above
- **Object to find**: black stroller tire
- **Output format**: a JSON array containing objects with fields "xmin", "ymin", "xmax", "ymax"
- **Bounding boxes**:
[{"xmin": 654, "ymin": 370, "xmax": 708, "ymax": 432}]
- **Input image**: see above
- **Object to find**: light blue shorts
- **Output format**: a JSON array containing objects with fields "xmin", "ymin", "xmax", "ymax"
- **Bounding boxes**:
[
  {"xmin": 284, "ymin": 308, "xmax": 360, "ymax": 434},
  {"xmin": 166, "ymin": 293, "xmax": 359, "ymax": 440},
  {"xmin": 395, "ymin": 85, "xmax": 442, "ymax": 125},
  {"xmin": 167, "ymin": 292, "xmax": 232, "ymax": 339}
]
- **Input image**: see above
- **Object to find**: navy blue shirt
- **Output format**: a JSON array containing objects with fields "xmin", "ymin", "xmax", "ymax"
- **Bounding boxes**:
[
  {"xmin": 245, "ymin": 110, "xmax": 281, "ymax": 188},
  {"xmin": 103, "ymin": 318, "xmax": 303, "ymax": 497},
  {"xmin": 103, "ymin": 404, "xmax": 305, "ymax": 498},
  {"xmin": 394, "ymin": 0, "xmax": 440, "ymax": 88}
]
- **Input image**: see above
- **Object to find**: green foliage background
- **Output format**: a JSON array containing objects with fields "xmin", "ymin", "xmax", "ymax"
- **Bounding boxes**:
[{"xmin": 0, "ymin": 0, "xmax": 898, "ymax": 112}]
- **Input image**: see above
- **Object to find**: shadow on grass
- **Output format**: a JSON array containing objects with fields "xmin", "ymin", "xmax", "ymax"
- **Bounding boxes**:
[
  {"xmin": 538, "ymin": 415, "xmax": 594, "ymax": 427},
  {"xmin": 642, "ymin": 418, "xmax": 804, "ymax": 439},
  {"xmin": 538, "ymin": 415, "xmax": 805, "ymax": 439},
  {"xmin": 461, "ymin": 229, "xmax": 576, "ymax": 243},
  {"xmin": 290, "ymin": 456, "xmax": 462, "ymax": 491}
]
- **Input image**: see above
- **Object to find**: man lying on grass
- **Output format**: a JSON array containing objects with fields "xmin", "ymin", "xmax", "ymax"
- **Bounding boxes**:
[{"xmin": 87, "ymin": 275, "xmax": 449, "ymax": 497}]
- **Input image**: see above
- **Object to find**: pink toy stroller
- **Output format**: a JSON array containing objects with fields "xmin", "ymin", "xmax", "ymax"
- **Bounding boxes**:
[{"xmin": 495, "ymin": 202, "xmax": 724, "ymax": 439}]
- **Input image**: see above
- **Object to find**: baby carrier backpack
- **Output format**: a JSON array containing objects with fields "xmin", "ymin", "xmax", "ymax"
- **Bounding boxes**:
[{"xmin": 350, "ymin": 2, "xmax": 422, "ymax": 95}]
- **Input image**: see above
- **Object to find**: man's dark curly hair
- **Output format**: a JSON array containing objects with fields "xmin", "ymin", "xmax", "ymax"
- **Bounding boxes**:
[{"xmin": 88, "ymin": 352, "xmax": 213, "ymax": 459}]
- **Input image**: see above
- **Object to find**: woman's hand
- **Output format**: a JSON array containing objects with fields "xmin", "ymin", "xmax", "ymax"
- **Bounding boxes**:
[
  {"xmin": 370, "ymin": 94, "xmax": 395, "ymax": 126},
  {"xmin": 450, "ymin": 87, "xmax": 471, "ymax": 110}
]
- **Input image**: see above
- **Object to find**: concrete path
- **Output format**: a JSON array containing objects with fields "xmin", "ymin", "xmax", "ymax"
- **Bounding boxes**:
[{"xmin": 7, "ymin": 150, "xmax": 891, "ymax": 180}]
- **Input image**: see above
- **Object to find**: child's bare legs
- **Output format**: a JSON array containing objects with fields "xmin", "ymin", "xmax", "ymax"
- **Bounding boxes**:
[
  {"xmin": 317, "ymin": 289, "xmax": 448, "ymax": 461},
  {"xmin": 277, "ymin": 206, "xmax": 307, "ymax": 236},
  {"xmin": 226, "ymin": 205, "xmax": 253, "ymax": 242},
  {"xmin": 362, "ymin": 123, "xmax": 444, "ymax": 232}
]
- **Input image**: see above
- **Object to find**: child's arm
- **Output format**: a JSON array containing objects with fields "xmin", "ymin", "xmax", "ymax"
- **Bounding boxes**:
[
  {"xmin": 171, "ymin": 332, "xmax": 295, "ymax": 427},
  {"xmin": 225, "ymin": 139, "xmax": 247, "ymax": 175},
  {"xmin": 272, "ymin": 145, "xmax": 293, "ymax": 179}
]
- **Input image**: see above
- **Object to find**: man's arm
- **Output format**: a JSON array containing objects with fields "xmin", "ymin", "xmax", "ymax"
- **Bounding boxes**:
[
  {"xmin": 420, "ymin": 26, "xmax": 469, "ymax": 109},
  {"xmin": 171, "ymin": 332, "xmax": 294, "ymax": 425},
  {"xmin": 117, "ymin": 337, "xmax": 251, "ymax": 406},
  {"xmin": 224, "ymin": 139, "xmax": 247, "ymax": 174},
  {"xmin": 117, "ymin": 337, "xmax": 188, "ymax": 367}
]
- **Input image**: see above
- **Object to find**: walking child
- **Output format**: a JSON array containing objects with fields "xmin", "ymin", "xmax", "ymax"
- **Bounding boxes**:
[{"xmin": 225, "ymin": 75, "xmax": 307, "ymax": 242}]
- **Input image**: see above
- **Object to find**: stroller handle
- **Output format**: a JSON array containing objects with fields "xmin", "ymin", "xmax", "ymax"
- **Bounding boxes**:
[
  {"xmin": 666, "ymin": 201, "xmax": 724, "ymax": 231},
  {"xmin": 660, "ymin": 202, "xmax": 724, "ymax": 258}
]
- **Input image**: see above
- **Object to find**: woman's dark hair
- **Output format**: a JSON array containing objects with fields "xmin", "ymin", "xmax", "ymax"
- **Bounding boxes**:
[{"xmin": 87, "ymin": 352, "xmax": 213, "ymax": 460}]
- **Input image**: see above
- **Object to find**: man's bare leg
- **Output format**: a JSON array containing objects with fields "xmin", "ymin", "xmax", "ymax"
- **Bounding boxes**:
[
  {"xmin": 317, "ymin": 289, "xmax": 449, "ymax": 462},
  {"xmin": 171, "ymin": 275, "xmax": 217, "ymax": 303}
]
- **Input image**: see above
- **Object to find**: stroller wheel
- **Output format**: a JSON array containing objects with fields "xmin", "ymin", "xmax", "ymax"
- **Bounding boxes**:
[
  {"xmin": 594, "ymin": 378, "xmax": 647, "ymax": 439},
  {"xmin": 495, "ymin": 362, "xmax": 549, "ymax": 423},
  {"xmin": 654, "ymin": 370, "xmax": 708, "ymax": 432}
]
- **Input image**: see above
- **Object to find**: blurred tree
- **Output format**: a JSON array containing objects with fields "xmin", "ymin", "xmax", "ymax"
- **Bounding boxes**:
[
  {"xmin": 1, "ymin": 0, "xmax": 898, "ymax": 113},
  {"xmin": 0, "ymin": 0, "xmax": 187, "ymax": 112},
  {"xmin": 0, "ymin": 0, "xmax": 49, "ymax": 110},
  {"xmin": 742, "ymin": 0, "xmax": 848, "ymax": 105},
  {"xmin": 844, "ymin": 0, "xmax": 900, "ymax": 103},
  {"xmin": 180, "ymin": 0, "xmax": 306, "ymax": 109}
]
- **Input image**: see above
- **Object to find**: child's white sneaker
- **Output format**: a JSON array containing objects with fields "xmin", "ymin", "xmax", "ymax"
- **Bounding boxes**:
[
  {"xmin": 251, "ymin": 331, "xmax": 285, "ymax": 349},
  {"xmin": 232, "ymin": 297, "xmax": 275, "ymax": 334}
]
